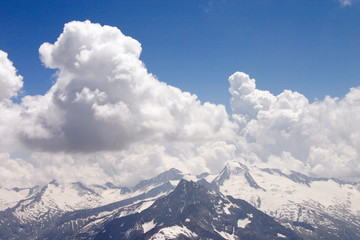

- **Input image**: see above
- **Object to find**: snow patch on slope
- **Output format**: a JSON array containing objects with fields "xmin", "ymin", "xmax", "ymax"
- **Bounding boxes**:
[
  {"xmin": 150, "ymin": 225, "xmax": 197, "ymax": 240},
  {"xmin": 136, "ymin": 200, "xmax": 155, "ymax": 213},
  {"xmin": 277, "ymin": 233, "xmax": 287, "ymax": 238},
  {"xmin": 142, "ymin": 220, "xmax": 156, "ymax": 233},
  {"xmin": 237, "ymin": 218, "xmax": 251, "ymax": 228},
  {"xmin": 214, "ymin": 227, "xmax": 236, "ymax": 240}
]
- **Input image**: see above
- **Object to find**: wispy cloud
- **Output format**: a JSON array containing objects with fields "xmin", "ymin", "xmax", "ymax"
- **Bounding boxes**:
[
  {"xmin": 201, "ymin": 0, "xmax": 215, "ymax": 13},
  {"xmin": 339, "ymin": 0, "xmax": 353, "ymax": 6}
]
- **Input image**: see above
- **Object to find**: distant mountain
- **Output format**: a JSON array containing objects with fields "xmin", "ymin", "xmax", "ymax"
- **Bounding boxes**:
[
  {"xmin": 0, "ymin": 168, "xmax": 184, "ymax": 240},
  {"xmin": 212, "ymin": 161, "xmax": 360, "ymax": 240},
  {"xmin": 0, "ymin": 161, "xmax": 359, "ymax": 240},
  {"xmin": 94, "ymin": 179, "xmax": 302, "ymax": 240},
  {"xmin": 0, "ymin": 185, "xmax": 40, "ymax": 211},
  {"xmin": 133, "ymin": 168, "xmax": 184, "ymax": 191}
]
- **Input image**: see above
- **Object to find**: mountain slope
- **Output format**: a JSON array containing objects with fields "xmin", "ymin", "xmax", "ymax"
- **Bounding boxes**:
[
  {"xmin": 0, "ymin": 186, "xmax": 40, "ymax": 211},
  {"xmin": 94, "ymin": 179, "xmax": 302, "ymax": 240},
  {"xmin": 0, "ymin": 169, "xmax": 185, "ymax": 240},
  {"xmin": 0, "ymin": 162, "xmax": 359, "ymax": 240},
  {"xmin": 213, "ymin": 161, "xmax": 360, "ymax": 240}
]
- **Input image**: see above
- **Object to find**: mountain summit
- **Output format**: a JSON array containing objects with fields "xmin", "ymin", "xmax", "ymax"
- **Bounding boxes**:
[
  {"xmin": 94, "ymin": 179, "xmax": 302, "ymax": 240},
  {"xmin": 212, "ymin": 161, "xmax": 360, "ymax": 239},
  {"xmin": 0, "ymin": 161, "xmax": 359, "ymax": 240}
]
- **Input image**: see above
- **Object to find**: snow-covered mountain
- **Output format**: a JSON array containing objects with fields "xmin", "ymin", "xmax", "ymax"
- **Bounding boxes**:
[
  {"xmin": 0, "ymin": 168, "xmax": 185, "ymax": 240},
  {"xmin": 94, "ymin": 179, "xmax": 302, "ymax": 240},
  {"xmin": 0, "ymin": 161, "xmax": 359, "ymax": 240},
  {"xmin": 0, "ymin": 186, "xmax": 40, "ymax": 211},
  {"xmin": 212, "ymin": 161, "xmax": 360, "ymax": 239}
]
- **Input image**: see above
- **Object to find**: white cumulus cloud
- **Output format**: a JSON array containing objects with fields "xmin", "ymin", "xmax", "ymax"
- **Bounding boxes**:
[
  {"xmin": 0, "ymin": 21, "xmax": 359, "ymax": 187},
  {"xmin": 229, "ymin": 72, "xmax": 360, "ymax": 181},
  {"xmin": 0, "ymin": 52, "xmax": 23, "ymax": 152},
  {"xmin": 0, "ymin": 51, "xmax": 23, "ymax": 100},
  {"xmin": 18, "ymin": 20, "xmax": 235, "ymax": 153},
  {"xmin": 0, "ymin": 20, "xmax": 237, "ymax": 187}
]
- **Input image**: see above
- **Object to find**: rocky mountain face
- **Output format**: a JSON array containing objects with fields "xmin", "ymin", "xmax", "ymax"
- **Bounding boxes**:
[
  {"xmin": 0, "ymin": 161, "xmax": 359, "ymax": 240},
  {"xmin": 212, "ymin": 161, "xmax": 360, "ymax": 240},
  {"xmin": 94, "ymin": 179, "xmax": 302, "ymax": 240},
  {"xmin": 0, "ymin": 169, "xmax": 184, "ymax": 240}
]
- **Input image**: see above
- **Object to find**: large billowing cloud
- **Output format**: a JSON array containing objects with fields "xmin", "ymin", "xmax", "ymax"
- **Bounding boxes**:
[
  {"xmin": 0, "ymin": 21, "xmax": 237, "ymax": 187},
  {"xmin": 0, "ymin": 51, "xmax": 22, "ymax": 152},
  {"xmin": 0, "ymin": 51, "xmax": 23, "ymax": 100},
  {"xmin": 0, "ymin": 20, "xmax": 359, "ymax": 187},
  {"xmin": 229, "ymin": 72, "xmax": 360, "ymax": 181},
  {"xmin": 19, "ymin": 20, "xmax": 235, "ymax": 153}
]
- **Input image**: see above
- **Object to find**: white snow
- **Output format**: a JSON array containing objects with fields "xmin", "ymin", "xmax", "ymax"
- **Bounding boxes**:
[
  {"xmin": 218, "ymin": 161, "xmax": 360, "ymax": 226},
  {"xmin": 223, "ymin": 202, "xmax": 234, "ymax": 215},
  {"xmin": 135, "ymin": 200, "xmax": 155, "ymax": 213},
  {"xmin": 214, "ymin": 227, "xmax": 236, "ymax": 240},
  {"xmin": 142, "ymin": 220, "xmax": 156, "ymax": 233},
  {"xmin": 150, "ymin": 225, "xmax": 197, "ymax": 240},
  {"xmin": 277, "ymin": 233, "xmax": 287, "ymax": 238},
  {"xmin": 169, "ymin": 180, "xmax": 180, "ymax": 186},
  {"xmin": 94, "ymin": 187, "xmax": 130, "ymax": 206},
  {"xmin": 12, "ymin": 180, "xmax": 170, "ymax": 223},
  {"xmin": 204, "ymin": 174, "xmax": 218, "ymax": 183},
  {"xmin": 237, "ymin": 218, "xmax": 251, "ymax": 228},
  {"xmin": 0, "ymin": 187, "xmax": 36, "ymax": 211},
  {"xmin": 14, "ymin": 182, "xmax": 105, "ymax": 222}
]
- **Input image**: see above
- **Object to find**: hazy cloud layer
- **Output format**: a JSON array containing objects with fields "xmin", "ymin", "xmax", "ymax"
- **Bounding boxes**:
[{"xmin": 0, "ymin": 21, "xmax": 359, "ymax": 187}]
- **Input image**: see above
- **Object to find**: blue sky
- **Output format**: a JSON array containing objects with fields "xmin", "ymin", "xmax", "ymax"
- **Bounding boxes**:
[
  {"xmin": 1, "ymin": 1, "xmax": 360, "ymax": 187},
  {"xmin": 0, "ymin": 0, "xmax": 359, "ymax": 107}
]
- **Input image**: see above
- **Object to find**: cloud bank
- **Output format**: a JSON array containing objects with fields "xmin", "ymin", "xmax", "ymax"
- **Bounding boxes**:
[
  {"xmin": 20, "ymin": 20, "xmax": 234, "ymax": 153},
  {"xmin": 0, "ymin": 50, "xmax": 23, "ymax": 100},
  {"xmin": 229, "ymin": 72, "xmax": 360, "ymax": 181},
  {"xmin": 0, "ymin": 20, "xmax": 359, "ymax": 187}
]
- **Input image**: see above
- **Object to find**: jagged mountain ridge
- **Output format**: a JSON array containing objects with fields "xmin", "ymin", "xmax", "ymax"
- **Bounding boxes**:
[
  {"xmin": 0, "ymin": 168, "xmax": 186, "ymax": 240},
  {"xmin": 94, "ymin": 179, "xmax": 302, "ymax": 240},
  {"xmin": 0, "ymin": 161, "xmax": 359, "ymax": 239},
  {"xmin": 212, "ymin": 161, "xmax": 360, "ymax": 240}
]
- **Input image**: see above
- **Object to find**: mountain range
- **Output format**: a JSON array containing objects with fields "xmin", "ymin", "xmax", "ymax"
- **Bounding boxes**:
[{"xmin": 0, "ymin": 161, "xmax": 359, "ymax": 240}]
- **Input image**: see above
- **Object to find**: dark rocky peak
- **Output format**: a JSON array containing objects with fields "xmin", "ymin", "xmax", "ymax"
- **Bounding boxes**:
[
  {"xmin": 94, "ymin": 179, "xmax": 302, "ymax": 240},
  {"xmin": 105, "ymin": 182, "xmax": 131, "ymax": 193},
  {"xmin": 105, "ymin": 182, "xmax": 120, "ymax": 189},
  {"xmin": 11, "ymin": 187, "xmax": 24, "ymax": 192},
  {"xmin": 132, "ymin": 168, "xmax": 183, "ymax": 191},
  {"xmin": 49, "ymin": 179, "xmax": 60, "ymax": 186},
  {"xmin": 196, "ymin": 178, "xmax": 218, "ymax": 192},
  {"xmin": 71, "ymin": 182, "xmax": 98, "ymax": 196},
  {"xmin": 153, "ymin": 179, "xmax": 212, "ymax": 211},
  {"xmin": 213, "ymin": 161, "xmax": 264, "ymax": 190},
  {"xmin": 218, "ymin": 161, "xmax": 249, "ymax": 181},
  {"xmin": 287, "ymin": 171, "xmax": 313, "ymax": 186}
]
